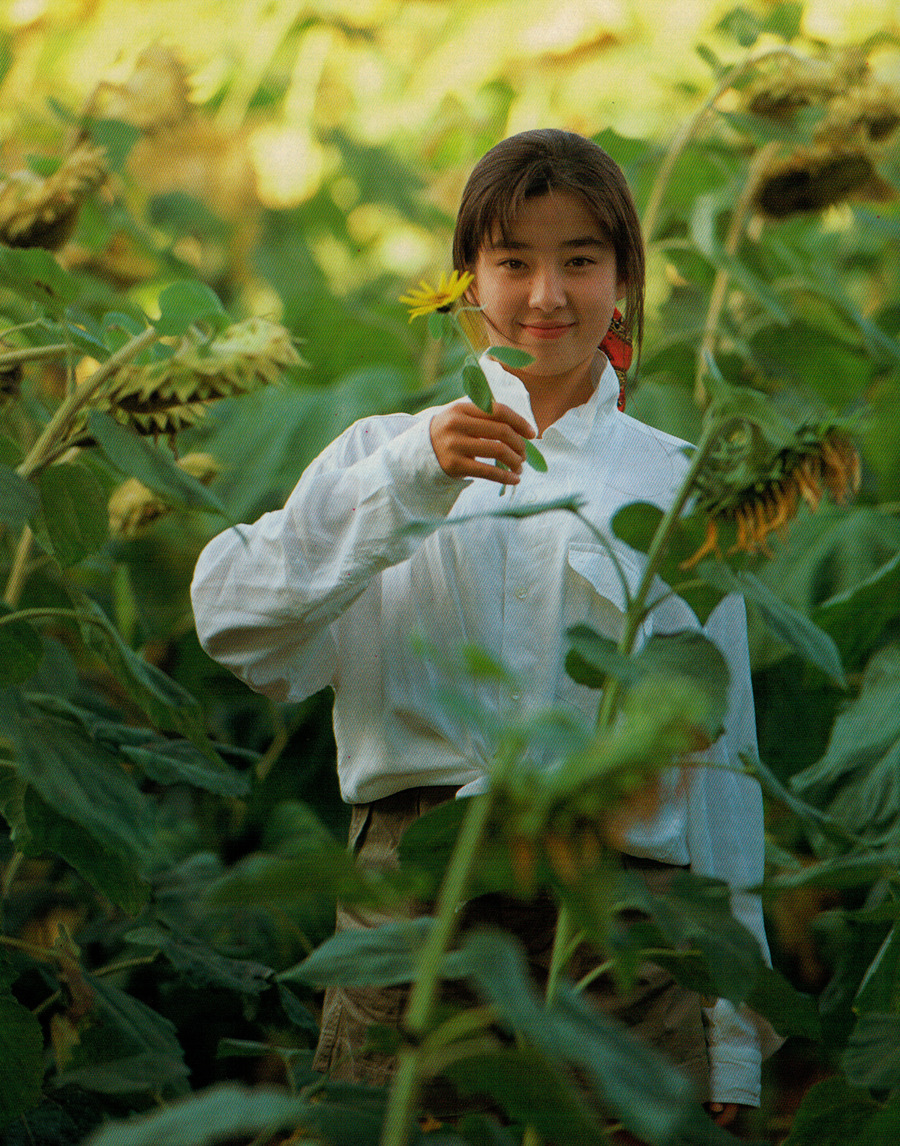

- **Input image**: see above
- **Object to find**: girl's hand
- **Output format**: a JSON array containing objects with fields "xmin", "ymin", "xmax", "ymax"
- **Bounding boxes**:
[
  {"xmin": 707, "ymin": 1102, "xmax": 740, "ymax": 1128},
  {"xmin": 430, "ymin": 401, "xmax": 535, "ymax": 485}
]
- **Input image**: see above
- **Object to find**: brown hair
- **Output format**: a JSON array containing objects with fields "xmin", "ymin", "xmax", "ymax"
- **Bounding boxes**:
[{"xmin": 452, "ymin": 129, "xmax": 645, "ymax": 354}]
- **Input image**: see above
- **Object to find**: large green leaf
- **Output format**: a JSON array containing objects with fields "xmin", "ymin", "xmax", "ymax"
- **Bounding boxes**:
[
  {"xmin": 54, "ymin": 975, "xmax": 189, "ymax": 1095},
  {"xmin": 77, "ymin": 597, "xmax": 212, "ymax": 746},
  {"xmin": 0, "ymin": 464, "xmax": 39, "ymax": 531},
  {"xmin": 746, "ymin": 965, "xmax": 822, "ymax": 1041},
  {"xmin": 855, "ymin": 925, "xmax": 900, "ymax": 1016},
  {"xmin": 0, "ymin": 244, "xmax": 80, "ymax": 313},
  {"xmin": 86, "ymin": 412, "xmax": 231, "ymax": 519},
  {"xmin": 0, "ymin": 605, "xmax": 43, "ymax": 685},
  {"xmin": 566, "ymin": 628, "xmax": 730, "ymax": 738},
  {"xmin": 0, "ymin": 993, "xmax": 44, "ymax": 1127},
  {"xmin": 125, "ymin": 925, "xmax": 273, "ymax": 997},
  {"xmin": 21, "ymin": 788, "xmax": 150, "ymax": 913},
  {"xmin": 155, "ymin": 280, "xmax": 230, "ymax": 337},
  {"xmin": 457, "ymin": 929, "xmax": 695, "ymax": 1145},
  {"xmin": 281, "ymin": 919, "xmax": 432, "ymax": 989},
  {"xmin": 842, "ymin": 1013, "xmax": 900, "ymax": 1091},
  {"xmin": 814, "ymin": 550, "xmax": 900, "ymax": 672},
  {"xmin": 781, "ymin": 1077, "xmax": 881, "ymax": 1146},
  {"xmin": 83, "ymin": 1084, "xmax": 378, "ymax": 1146},
  {"xmin": 12, "ymin": 704, "xmax": 156, "ymax": 862},
  {"xmin": 37, "ymin": 461, "xmax": 109, "ymax": 567},
  {"xmin": 445, "ymin": 1048, "xmax": 603, "ymax": 1143},
  {"xmin": 698, "ymin": 562, "xmax": 846, "ymax": 686},
  {"xmin": 791, "ymin": 644, "xmax": 900, "ymax": 844}
]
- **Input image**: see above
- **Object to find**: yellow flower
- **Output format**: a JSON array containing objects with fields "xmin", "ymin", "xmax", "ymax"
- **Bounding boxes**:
[{"xmin": 399, "ymin": 270, "xmax": 474, "ymax": 321}]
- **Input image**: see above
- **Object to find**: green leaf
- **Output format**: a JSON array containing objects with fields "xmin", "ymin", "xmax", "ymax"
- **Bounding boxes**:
[
  {"xmin": 746, "ymin": 965, "xmax": 821, "ymax": 1041},
  {"xmin": 0, "ymin": 464, "xmax": 39, "ymax": 531},
  {"xmin": 446, "ymin": 1048, "xmax": 603, "ymax": 1143},
  {"xmin": 764, "ymin": 1, "xmax": 804, "ymax": 39},
  {"xmin": 698, "ymin": 563, "xmax": 846, "ymax": 686},
  {"xmin": 0, "ymin": 244, "xmax": 80, "ymax": 313},
  {"xmin": 21, "ymin": 788, "xmax": 150, "ymax": 913},
  {"xmin": 486, "ymin": 345, "xmax": 535, "ymax": 368},
  {"xmin": 281, "ymin": 919, "xmax": 432, "ymax": 988},
  {"xmin": 782, "ymin": 1077, "xmax": 881, "ymax": 1146},
  {"xmin": 524, "ymin": 438, "xmax": 547, "ymax": 472},
  {"xmin": 457, "ymin": 929, "xmax": 694, "ymax": 1145},
  {"xmin": 86, "ymin": 412, "xmax": 231, "ymax": 519},
  {"xmin": 843, "ymin": 1013, "xmax": 900, "ymax": 1091},
  {"xmin": 83, "ymin": 1085, "xmax": 311, "ymax": 1146},
  {"xmin": 125, "ymin": 925, "xmax": 272, "ymax": 997},
  {"xmin": 155, "ymin": 280, "xmax": 230, "ymax": 337},
  {"xmin": 85, "ymin": 117, "xmax": 141, "ymax": 171},
  {"xmin": 462, "ymin": 358, "xmax": 493, "ymax": 412},
  {"xmin": 37, "ymin": 462, "xmax": 108, "ymax": 567},
  {"xmin": 0, "ymin": 606, "xmax": 43, "ymax": 685},
  {"xmin": 814, "ymin": 551, "xmax": 900, "ymax": 671},
  {"xmin": 77, "ymin": 598, "xmax": 212, "ymax": 746},
  {"xmin": 119, "ymin": 736, "xmax": 250, "ymax": 797},
  {"xmin": 855, "ymin": 925, "xmax": 900, "ymax": 1015},
  {"xmin": 12, "ymin": 706, "xmax": 156, "ymax": 862},
  {"xmin": 0, "ymin": 993, "xmax": 44, "ymax": 1125},
  {"xmin": 55, "ymin": 974, "xmax": 189, "ymax": 1095},
  {"xmin": 790, "ymin": 644, "xmax": 900, "ymax": 844},
  {"xmin": 566, "ymin": 628, "xmax": 730, "ymax": 737},
  {"xmin": 765, "ymin": 848, "xmax": 900, "ymax": 892}
]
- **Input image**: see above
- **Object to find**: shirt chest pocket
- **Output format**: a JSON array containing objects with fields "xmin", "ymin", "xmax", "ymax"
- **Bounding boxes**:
[{"xmin": 564, "ymin": 544, "xmax": 650, "ymax": 644}]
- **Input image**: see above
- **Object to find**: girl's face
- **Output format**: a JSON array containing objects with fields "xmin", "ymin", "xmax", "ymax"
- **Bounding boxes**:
[{"xmin": 468, "ymin": 190, "xmax": 626, "ymax": 410}]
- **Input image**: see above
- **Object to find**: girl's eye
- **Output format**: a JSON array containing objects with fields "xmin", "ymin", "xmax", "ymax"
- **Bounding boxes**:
[
  {"xmin": 568, "ymin": 257, "xmax": 596, "ymax": 268},
  {"xmin": 500, "ymin": 258, "xmax": 526, "ymax": 270}
]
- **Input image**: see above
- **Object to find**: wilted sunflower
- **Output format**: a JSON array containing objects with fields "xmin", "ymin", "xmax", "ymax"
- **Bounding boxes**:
[
  {"xmin": 399, "ymin": 270, "xmax": 474, "ymax": 321},
  {"xmin": 682, "ymin": 421, "xmax": 861, "ymax": 568},
  {"xmin": 77, "ymin": 317, "xmax": 300, "ymax": 445},
  {"xmin": 752, "ymin": 145, "xmax": 893, "ymax": 220},
  {"xmin": 0, "ymin": 142, "xmax": 108, "ymax": 251}
]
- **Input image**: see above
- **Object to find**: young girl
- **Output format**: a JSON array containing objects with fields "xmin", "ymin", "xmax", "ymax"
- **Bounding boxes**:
[{"xmin": 191, "ymin": 129, "xmax": 776, "ymax": 1129}]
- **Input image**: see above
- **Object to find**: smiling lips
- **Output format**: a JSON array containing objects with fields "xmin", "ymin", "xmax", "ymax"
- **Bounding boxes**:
[{"xmin": 520, "ymin": 322, "xmax": 573, "ymax": 339}]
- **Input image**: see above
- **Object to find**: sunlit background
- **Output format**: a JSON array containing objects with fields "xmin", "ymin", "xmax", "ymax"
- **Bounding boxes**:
[{"xmin": 3, "ymin": 0, "xmax": 899, "ymax": 292}]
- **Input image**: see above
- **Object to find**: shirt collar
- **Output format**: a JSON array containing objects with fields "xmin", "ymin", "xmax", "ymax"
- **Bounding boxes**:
[{"xmin": 478, "ymin": 350, "xmax": 620, "ymax": 447}]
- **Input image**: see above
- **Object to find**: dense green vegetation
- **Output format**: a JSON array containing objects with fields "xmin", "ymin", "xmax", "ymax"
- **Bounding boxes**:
[{"xmin": 2, "ymin": 3, "xmax": 900, "ymax": 1143}]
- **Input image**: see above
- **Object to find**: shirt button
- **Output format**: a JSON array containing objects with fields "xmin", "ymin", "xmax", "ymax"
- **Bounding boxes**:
[{"xmin": 514, "ymin": 587, "xmax": 527, "ymax": 599}]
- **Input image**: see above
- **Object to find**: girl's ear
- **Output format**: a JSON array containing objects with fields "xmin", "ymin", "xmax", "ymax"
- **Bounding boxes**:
[
  {"xmin": 616, "ymin": 274, "xmax": 628, "ymax": 303},
  {"xmin": 464, "ymin": 272, "xmax": 479, "ymax": 306}
]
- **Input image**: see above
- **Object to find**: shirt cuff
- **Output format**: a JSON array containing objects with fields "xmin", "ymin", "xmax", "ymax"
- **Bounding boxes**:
[{"xmin": 381, "ymin": 414, "xmax": 468, "ymax": 518}]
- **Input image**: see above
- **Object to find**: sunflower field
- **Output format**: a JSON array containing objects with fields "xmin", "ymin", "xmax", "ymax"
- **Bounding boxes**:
[{"xmin": 2, "ymin": 2, "xmax": 900, "ymax": 1144}]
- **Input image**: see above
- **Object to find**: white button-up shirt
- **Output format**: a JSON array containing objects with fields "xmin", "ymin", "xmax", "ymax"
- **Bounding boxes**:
[{"xmin": 191, "ymin": 353, "xmax": 778, "ymax": 1104}]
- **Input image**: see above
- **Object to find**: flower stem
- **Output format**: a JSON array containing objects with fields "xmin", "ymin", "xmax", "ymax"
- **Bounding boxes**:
[
  {"xmin": 381, "ymin": 791, "xmax": 493, "ymax": 1146},
  {"xmin": 17, "ymin": 324, "xmax": 158, "ymax": 480}
]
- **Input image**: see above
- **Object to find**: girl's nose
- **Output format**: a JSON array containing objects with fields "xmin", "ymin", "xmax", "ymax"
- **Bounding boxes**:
[{"xmin": 528, "ymin": 265, "xmax": 566, "ymax": 311}]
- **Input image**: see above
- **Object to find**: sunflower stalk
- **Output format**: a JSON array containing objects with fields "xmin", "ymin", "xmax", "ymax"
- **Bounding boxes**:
[
  {"xmin": 17, "ymin": 324, "xmax": 159, "ymax": 481},
  {"xmin": 381, "ymin": 790, "xmax": 494, "ymax": 1146}
]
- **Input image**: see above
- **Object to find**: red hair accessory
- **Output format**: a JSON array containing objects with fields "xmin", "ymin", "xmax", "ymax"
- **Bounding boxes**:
[{"xmin": 600, "ymin": 308, "xmax": 632, "ymax": 411}]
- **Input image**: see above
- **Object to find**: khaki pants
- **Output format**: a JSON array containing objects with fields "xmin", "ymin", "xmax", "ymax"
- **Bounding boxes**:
[{"xmin": 313, "ymin": 787, "xmax": 710, "ymax": 1112}]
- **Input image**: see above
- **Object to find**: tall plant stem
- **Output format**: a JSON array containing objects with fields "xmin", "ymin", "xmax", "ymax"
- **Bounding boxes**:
[
  {"xmin": 0, "ymin": 343, "xmax": 68, "ymax": 369},
  {"xmin": 3, "ymin": 525, "xmax": 35, "ymax": 608},
  {"xmin": 642, "ymin": 47, "xmax": 797, "ymax": 243},
  {"xmin": 695, "ymin": 140, "xmax": 779, "ymax": 406},
  {"xmin": 17, "ymin": 324, "xmax": 158, "ymax": 481},
  {"xmin": 381, "ymin": 791, "xmax": 493, "ymax": 1146}
]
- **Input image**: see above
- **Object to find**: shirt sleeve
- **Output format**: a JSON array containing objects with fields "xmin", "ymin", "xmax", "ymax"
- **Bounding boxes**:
[
  {"xmin": 688, "ymin": 593, "xmax": 783, "ymax": 1106},
  {"xmin": 190, "ymin": 410, "xmax": 466, "ymax": 702}
]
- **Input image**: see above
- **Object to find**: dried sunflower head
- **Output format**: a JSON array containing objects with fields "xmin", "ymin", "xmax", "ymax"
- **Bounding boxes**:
[
  {"xmin": 752, "ymin": 144, "xmax": 894, "ymax": 220},
  {"xmin": 683, "ymin": 419, "xmax": 861, "ymax": 568},
  {"xmin": 81, "ymin": 317, "xmax": 301, "ymax": 443},
  {"xmin": 0, "ymin": 142, "xmax": 108, "ymax": 250}
]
